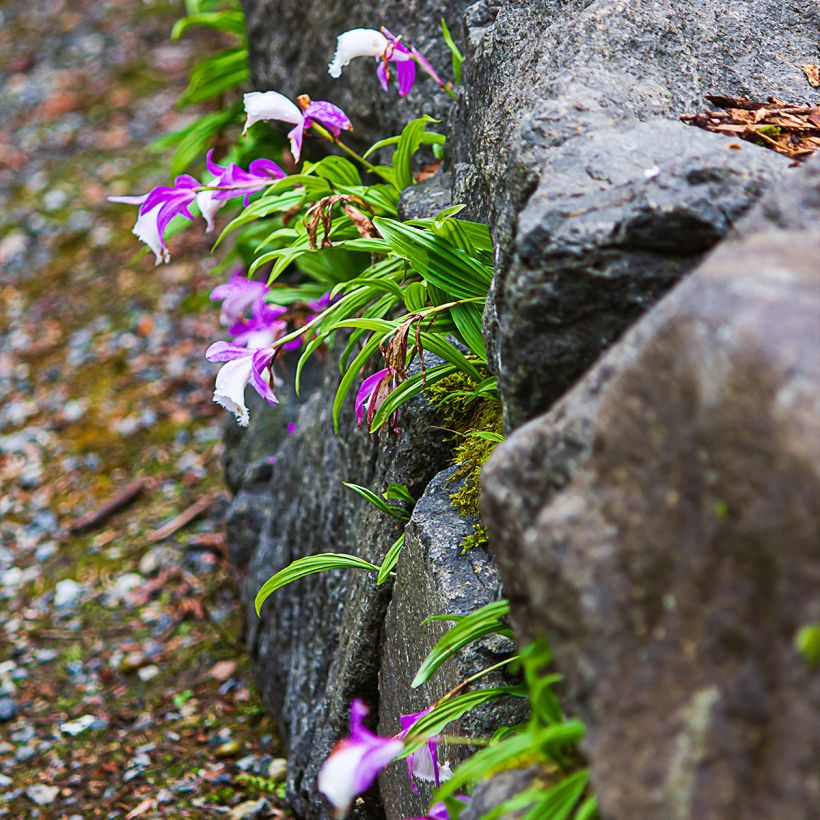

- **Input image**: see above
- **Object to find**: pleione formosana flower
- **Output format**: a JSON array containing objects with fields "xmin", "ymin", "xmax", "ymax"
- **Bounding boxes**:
[
  {"xmin": 242, "ymin": 90, "xmax": 351, "ymax": 161},
  {"xmin": 205, "ymin": 341, "xmax": 278, "ymax": 427},
  {"xmin": 328, "ymin": 27, "xmax": 444, "ymax": 97},
  {"xmin": 108, "ymin": 154, "xmax": 284, "ymax": 261},
  {"xmin": 317, "ymin": 699, "xmax": 404, "ymax": 818},
  {"xmin": 209, "ymin": 270, "xmax": 270, "ymax": 327},
  {"xmin": 399, "ymin": 707, "xmax": 452, "ymax": 791}
]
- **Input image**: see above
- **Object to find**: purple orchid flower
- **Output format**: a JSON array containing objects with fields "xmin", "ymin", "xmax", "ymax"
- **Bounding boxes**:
[
  {"xmin": 205, "ymin": 341, "xmax": 278, "ymax": 427},
  {"xmin": 228, "ymin": 298, "xmax": 288, "ymax": 348},
  {"xmin": 108, "ymin": 175, "xmax": 201, "ymax": 263},
  {"xmin": 108, "ymin": 193, "xmax": 167, "ymax": 265},
  {"xmin": 205, "ymin": 149, "xmax": 286, "ymax": 207},
  {"xmin": 242, "ymin": 91, "xmax": 351, "ymax": 162},
  {"xmin": 399, "ymin": 708, "xmax": 452, "ymax": 792},
  {"xmin": 209, "ymin": 271, "xmax": 270, "ymax": 327},
  {"xmin": 355, "ymin": 367, "xmax": 395, "ymax": 428},
  {"xmin": 317, "ymin": 699, "xmax": 404, "ymax": 818},
  {"xmin": 329, "ymin": 27, "xmax": 443, "ymax": 97},
  {"xmin": 406, "ymin": 797, "xmax": 471, "ymax": 820}
]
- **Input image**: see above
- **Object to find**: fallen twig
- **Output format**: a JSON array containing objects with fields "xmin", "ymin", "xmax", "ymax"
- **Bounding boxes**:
[
  {"xmin": 68, "ymin": 480, "xmax": 146, "ymax": 534},
  {"xmin": 146, "ymin": 491, "xmax": 222, "ymax": 544}
]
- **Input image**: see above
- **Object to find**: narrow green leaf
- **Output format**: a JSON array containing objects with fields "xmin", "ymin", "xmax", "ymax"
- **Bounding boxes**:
[
  {"xmin": 377, "ymin": 534, "xmax": 405, "ymax": 585},
  {"xmin": 342, "ymin": 482, "xmax": 410, "ymax": 521},
  {"xmin": 255, "ymin": 553, "xmax": 379, "ymax": 616},
  {"xmin": 441, "ymin": 18, "xmax": 463, "ymax": 83},
  {"xmin": 412, "ymin": 600, "xmax": 513, "ymax": 688}
]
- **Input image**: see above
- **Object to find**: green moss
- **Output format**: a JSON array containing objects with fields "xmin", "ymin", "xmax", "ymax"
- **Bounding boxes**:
[{"xmin": 424, "ymin": 372, "xmax": 503, "ymax": 549}]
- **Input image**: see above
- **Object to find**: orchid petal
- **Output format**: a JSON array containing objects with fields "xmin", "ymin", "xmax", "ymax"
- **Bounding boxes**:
[
  {"xmin": 317, "ymin": 699, "xmax": 404, "ymax": 817},
  {"xmin": 205, "ymin": 341, "xmax": 249, "ymax": 362},
  {"xmin": 355, "ymin": 367, "xmax": 391, "ymax": 426},
  {"xmin": 250, "ymin": 349, "xmax": 278, "ymax": 407},
  {"xmin": 287, "ymin": 121, "xmax": 306, "ymax": 162},
  {"xmin": 303, "ymin": 101, "xmax": 352, "ymax": 136},
  {"xmin": 243, "ymin": 90, "xmax": 302, "ymax": 134},
  {"xmin": 132, "ymin": 203, "xmax": 167, "ymax": 265},
  {"xmin": 376, "ymin": 60, "xmax": 389, "ymax": 93},
  {"xmin": 212, "ymin": 354, "xmax": 255, "ymax": 427},
  {"xmin": 395, "ymin": 59, "xmax": 417, "ymax": 97},
  {"xmin": 329, "ymin": 28, "xmax": 390, "ymax": 78}
]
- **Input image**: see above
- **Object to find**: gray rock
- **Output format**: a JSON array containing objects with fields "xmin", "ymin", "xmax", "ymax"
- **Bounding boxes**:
[
  {"xmin": 229, "ymin": 352, "xmax": 453, "ymax": 819},
  {"xmin": 378, "ymin": 467, "xmax": 525, "ymax": 819},
  {"xmin": 451, "ymin": 0, "xmax": 818, "ymax": 428},
  {"xmin": 482, "ymin": 157, "xmax": 820, "ymax": 818},
  {"xmin": 241, "ymin": 0, "xmax": 468, "ymax": 151},
  {"xmin": 460, "ymin": 766, "xmax": 549, "ymax": 820},
  {"xmin": 25, "ymin": 784, "xmax": 58, "ymax": 806},
  {"xmin": 0, "ymin": 698, "xmax": 17, "ymax": 723}
]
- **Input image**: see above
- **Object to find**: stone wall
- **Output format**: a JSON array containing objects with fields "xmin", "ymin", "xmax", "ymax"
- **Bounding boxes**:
[{"xmin": 227, "ymin": 0, "xmax": 819, "ymax": 816}]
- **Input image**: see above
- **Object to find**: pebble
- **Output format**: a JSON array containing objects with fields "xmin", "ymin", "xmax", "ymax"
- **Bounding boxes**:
[
  {"xmin": 214, "ymin": 740, "xmax": 240, "ymax": 758},
  {"xmin": 229, "ymin": 799, "xmax": 270, "ymax": 820},
  {"xmin": 0, "ymin": 774, "xmax": 12, "ymax": 788},
  {"xmin": 54, "ymin": 579, "xmax": 84, "ymax": 609},
  {"xmin": 0, "ymin": 698, "xmax": 17, "ymax": 723},
  {"xmin": 25, "ymin": 784, "xmax": 58, "ymax": 805},
  {"xmin": 59, "ymin": 714, "xmax": 105, "ymax": 736},
  {"xmin": 15, "ymin": 745, "xmax": 37, "ymax": 763},
  {"xmin": 267, "ymin": 757, "xmax": 287, "ymax": 782},
  {"xmin": 118, "ymin": 651, "xmax": 148, "ymax": 673}
]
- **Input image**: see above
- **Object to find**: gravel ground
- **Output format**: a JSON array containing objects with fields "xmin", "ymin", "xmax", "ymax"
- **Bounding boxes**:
[{"xmin": 0, "ymin": 1, "xmax": 289, "ymax": 816}]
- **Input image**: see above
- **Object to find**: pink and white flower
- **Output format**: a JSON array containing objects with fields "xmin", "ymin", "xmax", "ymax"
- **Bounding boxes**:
[
  {"xmin": 317, "ymin": 700, "xmax": 404, "ymax": 818},
  {"xmin": 242, "ymin": 91, "xmax": 351, "ymax": 162},
  {"xmin": 399, "ymin": 708, "xmax": 452, "ymax": 791},
  {"xmin": 205, "ymin": 341, "xmax": 278, "ymax": 427},
  {"xmin": 209, "ymin": 271, "xmax": 270, "ymax": 327},
  {"xmin": 329, "ymin": 27, "xmax": 443, "ymax": 97}
]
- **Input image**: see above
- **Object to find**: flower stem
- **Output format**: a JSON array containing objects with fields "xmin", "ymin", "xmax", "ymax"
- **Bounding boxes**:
[{"xmin": 309, "ymin": 122, "xmax": 382, "ymax": 175}]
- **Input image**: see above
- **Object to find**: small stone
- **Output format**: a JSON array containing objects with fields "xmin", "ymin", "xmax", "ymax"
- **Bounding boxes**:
[
  {"xmin": 214, "ymin": 740, "xmax": 241, "ymax": 758},
  {"xmin": 15, "ymin": 745, "xmax": 37, "ymax": 763},
  {"xmin": 119, "ymin": 651, "xmax": 148, "ymax": 673},
  {"xmin": 0, "ymin": 773, "xmax": 12, "ymax": 788},
  {"xmin": 229, "ymin": 799, "xmax": 270, "ymax": 820},
  {"xmin": 137, "ymin": 664, "xmax": 159, "ymax": 681},
  {"xmin": 266, "ymin": 758, "xmax": 287, "ymax": 782},
  {"xmin": 59, "ymin": 715, "xmax": 100, "ymax": 736},
  {"xmin": 11, "ymin": 724, "xmax": 34, "ymax": 744},
  {"xmin": 0, "ymin": 698, "xmax": 17, "ymax": 723},
  {"xmin": 54, "ymin": 579, "xmax": 83, "ymax": 609},
  {"xmin": 25, "ymin": 784, "xmax": 58, "ymax": 805},
  {"xmin": 235, "ymin": 754, "xmax": 256, "ymax": 772},
  {"xmin": 34, "ymin": 648, "xmax": 58, "ymax": 664},
  {"xmin": 156, "ymin": 788, "xmax": 173, "ymax": 804}
]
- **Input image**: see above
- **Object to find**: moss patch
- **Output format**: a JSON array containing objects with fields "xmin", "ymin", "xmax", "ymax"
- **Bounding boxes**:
[{"xmin": 425, "ymin": 372, "xmax": 503, "ymax": 549}]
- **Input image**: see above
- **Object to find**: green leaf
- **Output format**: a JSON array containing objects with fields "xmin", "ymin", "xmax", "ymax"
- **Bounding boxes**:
[
  {"xmin": 796, "ymin": 624, "xmax": 820, "ymax": 666},
  {"xmin": 377, "ymin": 534, "xmax": 405, "ymax": 585},
  {"xmin": 332, "ymin": 332, "xmax": 389, "ymax": 432},
  {"xmin": 441, "ymin": 18, "xmax": 463, "ymax": 83},
  {"xmin": 450, "ymin": 302, "xmax": 487, "ymax": 360},
  {"xmin": 255, "ymin": 553, "xmax": 379, "ymax": 615},
  {"xmin": 374, "ymin": 217, "xmax": 492, "ymax": 300},
  {"xmin": 412, "ymin": 600, "xmax": 513, "ymax": 688},
  {"xmin": 383, "ymin": 483, "xmax": 415, "ymax": 504},
  {"xmin": 435, "ymin": 723, "xmax": 586, "ymax": 802},
  {"xmin": 393, "ymin": 116, "xmax": 442, "ymax": 190},
  {"xmin": 403, "ymin": 281, "xmax": 429, "ymax": 312},
  {"xmin": 574, "ymin": 795, "xmax": 598, "ymax": 820},
  {"xmin": 342, "ymin": 482, "xmax": 410, "ymax": 521},
  {"xmin": 467, "ymin": 430, "xmax": 504, "ymax": 443},
  {"xmin": 172, "ymin": 10, "xmax": 247, "ymax": 40},
  {"xmin": 306, "ymin": 155, "xmax": 362, "ymax": 187},
  {"xmin": 368, "ymin": 363, "xmax": 458, "ymax": 432},
  {"xmin": 521, "ymin": 770, "xmax": 590, "ymax": 820},
  {"xmin": 404, "ymin": 687, "xmax": 526, "ymax": 751},
  {"xmin": 178, "ymin": 47, "xmax": 248, "ymax": 106}
]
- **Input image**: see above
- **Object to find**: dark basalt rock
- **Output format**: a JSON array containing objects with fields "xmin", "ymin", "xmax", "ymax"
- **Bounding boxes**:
[
  {"xmin": 230, "ymin": 352, "xmax": 452, "ymax": 819},
  {"xmin": 482, "ymin": 157, "xmax": 820, "ymax": 819},
  {"xmin": 451, "ymin": 0, "xmax": 818, "ymax": 428},
  {"xmin": 378, "ymin": 467, "xmax": 525, "ymax": 819}
]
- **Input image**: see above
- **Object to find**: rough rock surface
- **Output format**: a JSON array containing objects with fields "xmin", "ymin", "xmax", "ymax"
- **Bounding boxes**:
[
  {"xmin": 452, "ymin": 0, "xmax": 819, "ymax": 428},
  {"xmin": 229, "ymin": 353, "xmax": 452, "ymax": 819},
  {"xmin": 378, "ymin": 467, "xmax": 525, "ymax": 818},
  {"xmin": 482, "ymin": 157, "xmax": 820, "ymax": 818},
  {"xmin": 241, "ymin": 0, "xmax": 469, "ymax": 150}
]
